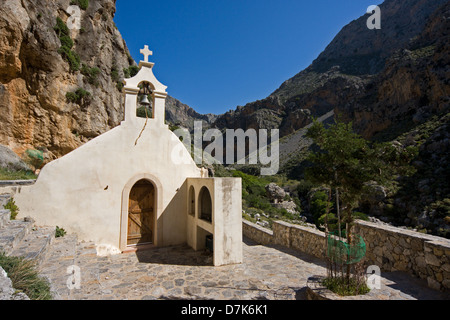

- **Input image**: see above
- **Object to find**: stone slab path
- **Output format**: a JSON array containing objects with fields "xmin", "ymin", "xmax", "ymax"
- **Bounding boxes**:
[{"xmin": 39, "ymin": 235, "xmax": 449, "ymax": 300}]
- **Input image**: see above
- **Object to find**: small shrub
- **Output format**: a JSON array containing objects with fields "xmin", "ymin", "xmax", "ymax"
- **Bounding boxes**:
[
  {"xmin": 81, "ymin": 64, "xmax": 101, "ymax": 86},
  {"xmin": 66, "ymin": 91, "xmax": 78, "ymax": 103},
  {"xmin": 55, "ymin": 226, "xmax": 67, "ymax": 238},
  {"xmin": 297, "ymin": 179, "xmax": 314, "ymax": 198},
  {"xmin": 66, "ymin": 88, "xmax": 91, "ymax": 106},
  {"xmin": 57, "ymin": 45, "xmax": 80, "ymax": 72},
  {"xmin": 4, "ymin": 198, "xmax": 19, "ymax": 220},
  {"xmin": 0, "ymin": 253, "xmax": 52, "ymax": 300},
  {"xmin": 123, "ymin": 65, "xmax": 139, "ymax": 78},
  {"xmin": 55, "ymin": 18, "xmax": 80, "ymax": 72},
  {"xmin": 310, "ymin": 190, "xmax": 332, "ymax": 227},
  {"xmin": 110, "ymin": 66, "xmax": 120, "ymax": 82},
  {"xmin": 59, "ymin": 35, "xmax": 74, "ymax": 50},
  {"xmin": 54, "ymin": 17, "xmax": 69, "ymax": 37},
  {"xmin": 322, "ymin": 276, "xmax": 370, "ymax": 297},
  {"xmin": 116, "ymin": 81, "xmax": 124, "ymax": 92},
  {"xmin": 71, "ymin": 0, "xmax": 89, "ymax": 10}
]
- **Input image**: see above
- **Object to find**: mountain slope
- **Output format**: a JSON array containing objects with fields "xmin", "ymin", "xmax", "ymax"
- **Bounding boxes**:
[{"xmin": 212, "ymin": 0, "xmax": 449, "ymax": 141}]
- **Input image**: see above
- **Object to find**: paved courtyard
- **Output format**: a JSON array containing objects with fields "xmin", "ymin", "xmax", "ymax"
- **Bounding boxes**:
[{"xmin": 40, "ymin": 235, "xmax": 449, "ymax": 300}]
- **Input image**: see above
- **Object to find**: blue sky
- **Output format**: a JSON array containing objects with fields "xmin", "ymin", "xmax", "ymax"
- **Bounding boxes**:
[{"xmin": 114, "ymin": 0, "xmax": 383, "ymax": 115}]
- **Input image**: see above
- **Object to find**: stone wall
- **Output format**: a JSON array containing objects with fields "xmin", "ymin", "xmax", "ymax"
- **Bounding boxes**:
[
  {"xmin": 243, "ymin": 220, "xmax": 326, "ymax": 259},
  {"xmin": 272, "ymin": 221, "xmax": 326, "ymax": 259},
  {"xmin": 242, "ymin": 220, "xmax": 274, "ymax": 246},
  {"xmin": 354, "ymin": 220, "xmax": 450, "ymax": 292},
  {"xmin": 243, "ymin": 219, "xmax": 450, "ymax": 292}
]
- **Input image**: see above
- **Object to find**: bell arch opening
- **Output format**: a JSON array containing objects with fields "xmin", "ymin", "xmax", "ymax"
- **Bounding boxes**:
[{"xmin": 136, "ymin": 81, "xmax": 154, "ymax": 119}]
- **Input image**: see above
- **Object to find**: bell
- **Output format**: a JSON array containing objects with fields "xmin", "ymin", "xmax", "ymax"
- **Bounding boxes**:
[{"xmin": 139, "ymin": 95, "xmax": 151, "ymax": 106}]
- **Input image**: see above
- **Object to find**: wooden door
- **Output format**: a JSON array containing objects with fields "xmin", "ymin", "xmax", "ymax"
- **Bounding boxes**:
[{"xmin": 127, "ymin": 180, "xmax": 154, "ymax": 245}]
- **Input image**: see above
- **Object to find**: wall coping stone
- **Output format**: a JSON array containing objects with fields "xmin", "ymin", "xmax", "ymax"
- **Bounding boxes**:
[
  {"xmin": 0, "ymin": 180, "xmax": 36, "ymax": 187},
  {"xmin": 355, "ymin": 220, "xmax": 450, "ymax": 247}
]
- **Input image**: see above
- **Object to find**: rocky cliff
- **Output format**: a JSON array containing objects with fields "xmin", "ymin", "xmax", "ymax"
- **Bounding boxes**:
[
  {"xmin": 0, "ymin": 0, "xmax": 210, "ymax": 162},
  {"xmin": 212, "ymin": 0, "xmax": 449, "ymax": 141}
]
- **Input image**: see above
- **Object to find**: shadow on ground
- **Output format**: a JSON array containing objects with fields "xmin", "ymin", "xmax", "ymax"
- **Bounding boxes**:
[
  {"xmin": 135, "ymin": 244, "xmax": 214, "ymax": 267},
  {"xmin": 381, "ymin": 271, "xmax": 450, "ymax": 300},
  {"xmin": 243, "ymin": 237, "xmax": 327, "ymax": 268}
]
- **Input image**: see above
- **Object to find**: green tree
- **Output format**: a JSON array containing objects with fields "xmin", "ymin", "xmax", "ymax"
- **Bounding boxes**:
[{"xmin": 305, "ymin": 118, "xmax": 417, "ymax": 290}]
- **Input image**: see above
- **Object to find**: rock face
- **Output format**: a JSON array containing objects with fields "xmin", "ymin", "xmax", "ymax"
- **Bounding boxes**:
[
  {"xmin": 0, "ymin": 144, "xmax": 32, "ymax": 172},
  {"xmin": 0, "ymin": 0, "xmax": 131, "ymax": 160},
  {"xmin": 165, "ymin": 95, "xmax": 217, "ymax": 130},
  {"xmin": 0, "ymin": 0, "xmax": 213, "ymax": 161},
  {"xmin": 212, "ymin": 0, "xmax": 449, "ymax": 141}
]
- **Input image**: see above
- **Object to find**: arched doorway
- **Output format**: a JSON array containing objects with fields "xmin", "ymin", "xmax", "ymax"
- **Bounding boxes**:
[{"xmin": 127, "ymin": 179, "xmax": 155, "ymax": 246}]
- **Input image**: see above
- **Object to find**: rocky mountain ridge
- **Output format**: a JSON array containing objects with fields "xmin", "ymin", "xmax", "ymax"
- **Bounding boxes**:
[{"xmin": 211, "ymin": 0, "xmax": 449, "ymax": 142}]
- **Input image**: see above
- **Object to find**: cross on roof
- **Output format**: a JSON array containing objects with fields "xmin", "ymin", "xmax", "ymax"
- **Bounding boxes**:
[{"xmin": 140, "ymin": 45, "xmax": 153, "ymax": 63}]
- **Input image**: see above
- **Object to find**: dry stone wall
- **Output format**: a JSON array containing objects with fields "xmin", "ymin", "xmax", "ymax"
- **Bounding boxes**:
[
  {"xmin": 354, "ymin": 220, "xmax": 450, "ymax": 291},
  {"xmin": 243, "ymin": 219, "xmax": 450, "ymax": 292}
]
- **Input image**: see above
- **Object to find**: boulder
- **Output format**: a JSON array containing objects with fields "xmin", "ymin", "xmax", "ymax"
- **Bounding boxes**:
[
  {"xmin": 0, "ymin": 144, "xmax": 32, "ymax": 172},
  {"xmin": 265, "ymin": 183, "xmax": 286, "ymax": 203}
]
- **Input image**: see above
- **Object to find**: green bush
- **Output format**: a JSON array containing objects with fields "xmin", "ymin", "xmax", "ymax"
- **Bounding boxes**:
[
  {"xmin": 71, "ymin": 0, "xmax": 89, "ymax": 10},
  {"xmin": 54, "ymin": 17, "xmax": 69, "ymax": 37},
  {"xmin": 4, "ymin": 198, "xmax": 19, "ymax": 220},
  {"xmin": 322, "ymin": 276, "xmax": 370, "ymax": 297},
  {"xmin": 297, "ymin": 179, "xmax": 315, "ymax": 198},
  {"xmin": 66, "ymin": 88, "xmax": 91, "ymax": 106},
  {"xmin": 59, "ymin": 35, "xmax": 73, "ymax": 49},
  {"xmin": 55, "ymin": 226, "xmax": 67, "ymax": 238},
  {"xmin": 66, "ymin": 91, "xmax": 78, "ymax": 103},
  {"xmin": 55, "ymin": 18, "xmax": 80, "ymax": 72},
  {"xmin": 116, "ymin": 81, "xmax": 124, "ymax": 92},
  {"xmin": 129, "ymin": 66, "xmax": 139, "ymax": 77},
  {"xmin": 110, "ymin": 66, "xmax": 120, "ymax": 82},
  {"xmin": 0, "ymin": 253, "xmax": 52, "ymax": 300},
  {"xmin": 81, "ymin": 64, "xmax": 101, "ymax": 86},
  {"xmin": 353, "ymin": 211, "xmax": 369, "ymax": 221},
  {"xmin": 123, "ymin": 66, "xmax": 139, "ymax": 78},
  {"xmin": 310, "ymin": 190, "xmax": 332, "ymax": 227},
  {"xmin": 57, "ymin": 43, "xmax": 80, "ymax": 72}
]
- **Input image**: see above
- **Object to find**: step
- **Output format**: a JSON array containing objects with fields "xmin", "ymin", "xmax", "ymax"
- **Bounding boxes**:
[
  {"xmin": 11, "ymin": 226, "xmax": 56, "ymax": 266},
  {"xmin": 0, "ymin": 218, "xmax": 34, "ymax": 255},
  {"xmin": 39, "ymin": 234, "xmax": 79, "ymax": 300},
  {"xmin": 0, "ymin": 210, "xmax": 10, "ymax": 229}
]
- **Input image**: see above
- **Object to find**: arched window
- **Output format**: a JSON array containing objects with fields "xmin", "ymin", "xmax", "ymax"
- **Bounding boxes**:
[{"xmin": 198, "ymin": 187, "xmax": 212, "ymax": 222}]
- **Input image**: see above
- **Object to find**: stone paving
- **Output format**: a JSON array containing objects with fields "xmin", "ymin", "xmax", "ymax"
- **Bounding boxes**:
[{"xmin": 39, "ymin": 235, "xmax": 449, "ymax": 300}]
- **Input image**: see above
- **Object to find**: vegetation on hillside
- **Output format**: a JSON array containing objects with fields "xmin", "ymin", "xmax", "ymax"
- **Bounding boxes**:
[
  {"xmin": 54, "ymin": 17, "xmax": 80, "ymax": 72},
  {"xmin": 0, "ymin": 167, "xmax": 37, "ymax": 181}
]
